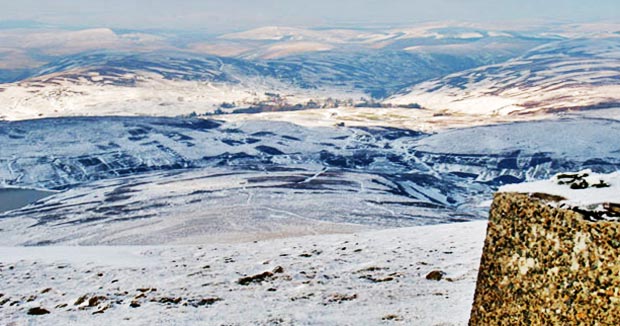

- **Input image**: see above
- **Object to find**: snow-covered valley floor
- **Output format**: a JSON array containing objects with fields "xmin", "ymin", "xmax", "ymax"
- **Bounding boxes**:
[{"xmin": 0, "ymin": 221, "xmax": 486, "ymax": 326}]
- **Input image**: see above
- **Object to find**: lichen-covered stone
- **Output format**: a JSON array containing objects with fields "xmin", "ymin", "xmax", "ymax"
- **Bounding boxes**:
[{"xmin": 469, "ymin": 193, "xmax": 620, "ymax": 325}]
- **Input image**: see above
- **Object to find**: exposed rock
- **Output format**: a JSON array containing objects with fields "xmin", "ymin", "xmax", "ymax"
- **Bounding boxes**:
[
  {"xmin": 359, "ymin": 275, "xmax": 395, "ymax": 283},
  {"xmin": 290, "ymin": 293, "xmax": 315, "ymax": 302},
  {"xmin": 74, "ymin": 294, "xmax": 88, "ymax": 306},
  {"xmin": 299, "ymin": 249, "xmax": 322, "ymax": 258},
  {"xmin": 592, "ymin": 180, "xmax": 611, "ymax": 188},
  {"xmin": 192, "ymin": 297, "xmax": 222, "ymax": 307},
  {"xmin": 556, "ymin": 171, "xmax": 610, "ymax": 190},
  {"xmin": 156, "ymin": 297, "xmax": 182, "ymax": 305},
  {"xmin": 88, "ymin": 296, "xmax": 106, "ymax": 307},
  {"xmin": 326, "ymin": 293, "xmax": 357, "ymax": 304},
  {"xmin": 604, "ymin": 202, "xmax": 620, "ymax": 215},
  {"xmin": 356, "ymin": 266, "xmax": 388, "ymax": 273},
  {"xmin": 382, "ymin": 314, "xmax": 403, "ymax": 321},
  {"xmin": 27, "ymin": 307, "xmax": 50, "ymax": 315},
  {"xmin": 570, "ymin": 179, "xmax": 589, "ymax": 189},
  {"xmin": 425, "ymin": 270, "xmax": 445, "ymax": 281},
  {"xmin": 92, "ymin": 303, "xmax": 110, "ymax": 315},
  {"xmin": 238, "ymin": 271, "xmax": 275, "ymax": 285}
]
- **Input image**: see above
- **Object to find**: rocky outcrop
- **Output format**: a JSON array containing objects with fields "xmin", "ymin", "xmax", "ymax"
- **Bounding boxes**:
[{"xmin": 470, "ymin": 192, "xmax": 620, "ymax": 325}]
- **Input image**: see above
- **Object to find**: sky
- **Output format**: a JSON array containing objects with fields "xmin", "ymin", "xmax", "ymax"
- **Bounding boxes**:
[{"xmin": 0, "ymin": 0, "xmax": 618, "ymax": 32}]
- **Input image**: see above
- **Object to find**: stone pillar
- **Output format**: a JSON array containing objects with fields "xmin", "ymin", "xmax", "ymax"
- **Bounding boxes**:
[{"xmin": 469, "ymin": 192, "xmax": 620, "ymax": 325}]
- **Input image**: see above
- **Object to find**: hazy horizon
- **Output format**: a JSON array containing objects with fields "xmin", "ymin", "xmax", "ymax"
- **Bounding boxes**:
[{"xmin": 1, "ymin": 0, "xmax": 618, "ymax": 33}]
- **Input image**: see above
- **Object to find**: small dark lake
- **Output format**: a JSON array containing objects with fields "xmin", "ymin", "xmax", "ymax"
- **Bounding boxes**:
[{"xmin": 0, "ymin": 188, "xmax": 53, "ymax": 213}]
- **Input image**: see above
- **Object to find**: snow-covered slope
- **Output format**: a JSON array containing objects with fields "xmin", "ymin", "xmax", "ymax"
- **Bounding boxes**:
[
  {"xmin": 0, "ymin": 52, "xmax": 373, "ymax": 120},
  {"xmin": 414, "ymin": 117, "xmax": 620, "ymax": 159},
  {"xmin": 1, "ymin": 114, "xmax": 619, "ymax": 246},
  {"xmin": 0, "ymin": 49, "xmax": 502, "ymax": 120},
  {"xmin": 3, "ymin": 115, "xmax": 618, "ymax": 194},
  {"xmin": 387, "ymin": 38, "xmax": 620, "ymax": 115},
  {"xmin": 0, "ymin": 221, "xmax": 486, "ymax": 325},
  {"xmin": 0, "ymin": 117, "xmax": 472, "ymax": 245},
  {"xmin": 0, "ymin": 23, "xmax": 566, "ymax": 120},
  {"xmin": 3, "ymin": 115, "xmax": 619, "ymax": 191},
  {"xmin": 411, "ymin": 116, "xmax": 620, "ymax": 196},
  {"xmin": 0, "ymin": 166, "xmax": 465, "ymax": 246},
  {"xmin": 0, "ymin": 117, "xmax": 429, "ymax": 189},
  {"xmin": 0, "ymin": 42, "xmax": 518, "ymax": 114}
]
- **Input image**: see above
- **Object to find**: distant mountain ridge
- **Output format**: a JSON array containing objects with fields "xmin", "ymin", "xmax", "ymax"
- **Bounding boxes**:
[{"xmin": 0, "ymin": 23, "xmax": 618, "ymax": 120}]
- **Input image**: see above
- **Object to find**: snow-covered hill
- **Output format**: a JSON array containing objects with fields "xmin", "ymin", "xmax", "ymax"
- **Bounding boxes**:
[
  {"xmin": 3, "ymin": 35, "xmax": 617, "ymax": 121},
  {"xmin": 387, "ymin": 38, "xmax": 620, "ymax": 115},
  {"xmin": 0, "ymin": 49, "xmax": 505, "ymax": 121},
  {"xmin": 1, "ymin": 114, "xmax": 619, "ymax": 246},
  {"xmin": 0, "ymin": 42, "xmax": 523, "ymax": 118},
  {"xmin": 1, "ymin": 23, "xmax": 617, "ymax": 121},
  {"xmin": 1, "ymin": 23, "xmax": 577, "ymax": 121}
]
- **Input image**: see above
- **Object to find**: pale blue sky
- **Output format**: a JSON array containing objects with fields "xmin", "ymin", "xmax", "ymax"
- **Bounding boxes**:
[{"xmin": 1, "ymin": 0, "xmax": 618, "ymax": 32}]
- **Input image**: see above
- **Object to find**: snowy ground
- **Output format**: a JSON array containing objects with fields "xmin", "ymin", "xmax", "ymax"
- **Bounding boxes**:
[
  {"xmin": 0, "ymin": 221, "xmax": 486, "ymax": 326},
  {"xmin": 501, "ymin": 170, "xmax": 620, "ymax": 221},
  {"xmin": 0, "ymin": 73, "xmax": 364, "ymax": 122},
  {"xmin": 219, "ymin": 107, "xmax": 558, "ymax": 133}
]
